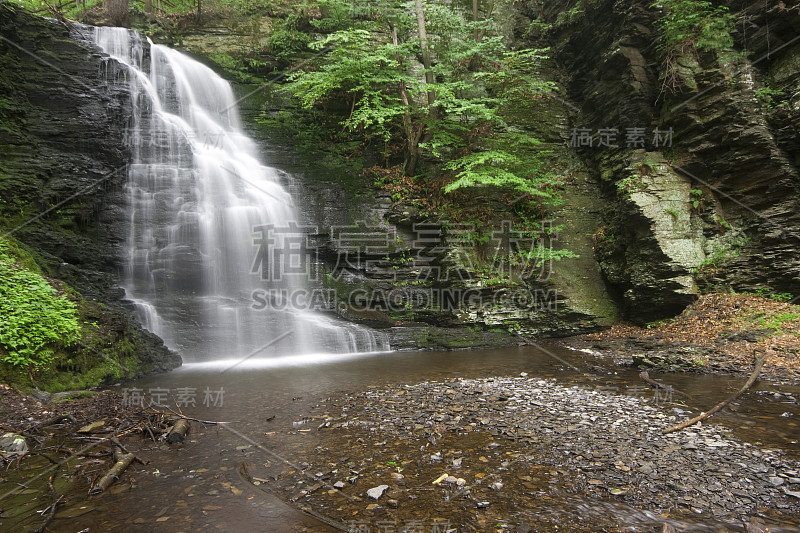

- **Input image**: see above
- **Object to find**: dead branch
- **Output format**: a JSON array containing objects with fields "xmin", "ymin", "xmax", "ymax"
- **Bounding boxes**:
[
  {"xmin": 89, "ymin": 446, "xmax": 135, "ymax": 494},
  {"xmin": 639, "ymin": 371, "xmax": 694, "ymax": 400},
  {"xmin": 34, "ymin": 474, "xmax": 63, "ymax": 533},
  {"xmin": 151, "ymin": 404, "xmax": 226, "ymax": 425},
  {"xmin": 29, "ymin": 414, "xmax": 76, "ymax": 432},
  {"xmin": 109, "ymin": 437, "xmax": 145, "ymax": 465},
  {"xmin": 662, "ymin": 353, "xmax": 766, "ymax": 434}
]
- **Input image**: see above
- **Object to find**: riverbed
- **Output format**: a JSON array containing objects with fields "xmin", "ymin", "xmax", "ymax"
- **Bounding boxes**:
[{"xmin": 9, "ymin": 345, "xmax": 792, "ymax": 532}]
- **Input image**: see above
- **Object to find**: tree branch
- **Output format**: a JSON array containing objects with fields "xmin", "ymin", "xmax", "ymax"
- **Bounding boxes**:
[{"xmin": 662, "ymin": 352, "xmax": 766, "ymax": 435}]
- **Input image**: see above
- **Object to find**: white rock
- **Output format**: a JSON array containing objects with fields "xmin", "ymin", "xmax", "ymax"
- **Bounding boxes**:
[{"xmin": 366, "ymin": 485, "xmax": 389, "ymax": 500}]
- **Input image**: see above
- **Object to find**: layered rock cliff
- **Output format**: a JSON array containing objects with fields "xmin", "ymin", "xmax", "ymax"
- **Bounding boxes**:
[
  {"xmin": 0, "ymin": 3, "xmax": 180, "ymax": 389},
  {"xmin": 520, "ymin": 0, "xmax": 800, "ymax": 322}
]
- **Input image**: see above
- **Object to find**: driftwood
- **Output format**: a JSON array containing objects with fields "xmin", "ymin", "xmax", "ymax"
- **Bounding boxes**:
[
  {"xmin": 35, "ymin": 414, "xmax": 76, "ymax": 428},
  {"xmin": 639, "ymin": 371, "xmax": 693, "ymax": 400},
  {"xmin": 166, "ymin": 419, "xmax": 191, "ymax": 444},
  {"xmin": 662, "ymin": 353, "xmax": 766, "ymax": 435},
  {"xmin": 90, "ymin": 446, "xmax": 135, "ymax": 494}
]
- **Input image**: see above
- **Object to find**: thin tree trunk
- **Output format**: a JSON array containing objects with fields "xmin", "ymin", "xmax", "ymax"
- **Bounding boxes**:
[
  {"xmin": 414, "ymin": 0, "xmax": 436, "ymax": 106},
  {"xmin": 414, "ymin": 0, "xmax": 438, "ymax": 149},
  {"xmin": 392, "ymin": 24, "xmax": 420, "ymax": 175},
  {"xmin": 473, "ymin": 0, "xmax": 479, "ymax": 42}
]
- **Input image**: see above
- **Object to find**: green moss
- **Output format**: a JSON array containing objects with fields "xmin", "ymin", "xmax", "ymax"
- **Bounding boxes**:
[
  {"xmin": 51, "ymin": 390, "xmax": 98, "ymax": 403},
  {"xmin": 746, "ymin": 311, "xmax": 800, "ymax": 332}
]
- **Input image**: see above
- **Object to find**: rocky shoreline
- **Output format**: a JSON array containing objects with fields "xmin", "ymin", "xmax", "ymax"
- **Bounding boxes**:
[
  {"xmin": 254, "ymin": 375, "xmax": 800, "ymax": 532},
  {"xmin": 559, "ymin": 294, "xmax": 800, "ymax": 386}
]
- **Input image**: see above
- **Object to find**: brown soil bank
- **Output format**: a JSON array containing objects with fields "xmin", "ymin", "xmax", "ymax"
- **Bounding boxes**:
[{"xmin": 561, "ymin": 293, "xmax": 800, "ymax": 384}]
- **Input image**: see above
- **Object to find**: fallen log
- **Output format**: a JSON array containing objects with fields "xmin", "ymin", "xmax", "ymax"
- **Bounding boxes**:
[
  {"xmin": 34, "ymin": 414, "xmax": 76, "ymax": 429},
  {"xmin": 662, "ymin": 353, "xmax": 766, "ymax": 435},
  {"xmin": 166, "ymin": 419, "xmax": 191, "ymax": 444},
  {"xmin": 90, "ymin": 446, "xmax": 135, "ymax": 494},
  {"xmin": 639, "ymin": 371, "xmax": 693, "ymax": 400}
]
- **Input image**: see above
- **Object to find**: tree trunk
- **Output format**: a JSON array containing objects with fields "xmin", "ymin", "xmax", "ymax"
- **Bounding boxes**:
[
  {"xmin": 414, "ymin": 0, "xmax": 436, "ymax": 106},
  {"xmin": 393, "ymin": 24, "xmax": 421, "ymax": 175},
  {"xmin": 105, "ymin": 0, "xmax": 129, "ymax": 26},
  {"xmin": 473, "ymin": 0, "xmax": 479, "ymax": 42}
]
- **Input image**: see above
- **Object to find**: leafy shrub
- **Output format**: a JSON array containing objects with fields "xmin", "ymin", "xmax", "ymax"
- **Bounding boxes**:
[
  {"xmin": 0, "ymin": 239, "xmax": 81, "ymax": 369},
  {"xmin": 651, "ymin": 0, "xmax": 736, "ymax": 94},
  {"xmin": 652, "ymin": 0, "xmax": 735, "ymax": 53}
]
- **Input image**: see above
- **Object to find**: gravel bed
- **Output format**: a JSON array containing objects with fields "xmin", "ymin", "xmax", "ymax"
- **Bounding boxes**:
[{"xmin": 286, "ymin": 376, "xmax": 800, "ymax": 531}]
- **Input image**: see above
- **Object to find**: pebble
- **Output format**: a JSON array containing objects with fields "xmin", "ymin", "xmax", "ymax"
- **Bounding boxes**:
[
  {"xmin": 321, "ymin": 376, "xmax": 800, "ymax": 522},
  {"xmin": 366, "ymin": 485, "xmax": 388, "ymax": 500}
]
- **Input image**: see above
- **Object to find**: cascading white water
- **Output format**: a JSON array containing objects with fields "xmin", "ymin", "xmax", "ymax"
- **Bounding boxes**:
[{"xmin": 93, "ymin": 27, "xmax": 389, "ymax": 362}]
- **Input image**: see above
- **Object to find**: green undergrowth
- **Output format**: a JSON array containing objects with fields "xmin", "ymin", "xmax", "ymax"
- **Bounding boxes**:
[
  {"xmin": 0, "ymin": 236, "xmax": 146, "ymax": 392},
  {"xmin": 0, "ymin": 237, "xmax": 81, "ymax": 369},
  {"xmin": 740, "ymin": 311, "xmax": 800, "ymax": 334}
]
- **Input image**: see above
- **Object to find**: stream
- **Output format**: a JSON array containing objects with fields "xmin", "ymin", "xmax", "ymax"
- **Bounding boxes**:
[{"xmin": 38, "ymin": 345, "xmax": 800, "ymax": 532}]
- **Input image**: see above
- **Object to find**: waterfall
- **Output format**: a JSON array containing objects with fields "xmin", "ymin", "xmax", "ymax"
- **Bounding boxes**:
[{"xmin": 93, "ymin": 27, "xmax": 389, "ymax": 362}]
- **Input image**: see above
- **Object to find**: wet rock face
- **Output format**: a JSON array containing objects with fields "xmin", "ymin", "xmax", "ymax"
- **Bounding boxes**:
[
  {"xmin": 0, "ymin": 5, "xmax": 130, "ymax": 297},
  {"xmin": 532, "ymin": 0, "xmax": 800, "ymax": 322},
  {"xmin": 0, "ymin": 5, "xmax": 180, "ymax": 374}
]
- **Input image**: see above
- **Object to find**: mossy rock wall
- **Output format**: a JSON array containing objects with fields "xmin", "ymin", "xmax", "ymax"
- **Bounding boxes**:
[{"xmin": 0, "ymin": 4, "xmax": 180, "ymax": 391}]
